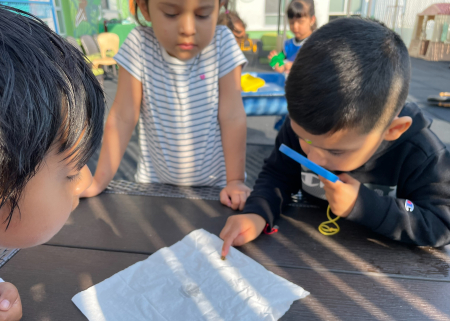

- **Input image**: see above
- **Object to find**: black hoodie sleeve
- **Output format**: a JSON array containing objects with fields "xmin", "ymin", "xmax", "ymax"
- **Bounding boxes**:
[
  {"xmin": 242, "ymin": 117, "xmax": 302, "ymax": 227},
  {"xmin": 346, "ymin": 147, "xmax": 450, "ymax": 247}
]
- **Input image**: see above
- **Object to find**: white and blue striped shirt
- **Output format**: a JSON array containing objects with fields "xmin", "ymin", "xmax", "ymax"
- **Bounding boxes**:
[{"xmin": 115, "ymin": 26, "xmax": 247, "ymax": 186}]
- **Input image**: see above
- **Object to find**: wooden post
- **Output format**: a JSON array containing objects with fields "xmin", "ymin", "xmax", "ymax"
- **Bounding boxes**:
[
  {"xmin": 277, "ymin": 0, "xmax": 282, "ymax": 34},
  {"xmin": 282, "ymin": 0, "xmax": 288, "ymax": 44},
  {"xmin": 393, "ymin": 0, "xmax": 399, "ymax": 30},
  {"xmin": 346, "ymin": 0, "xmax": 352, "ymax": 17},
  {"xmin": 276, "ymin": 0, "xmax": 284, "ymax": 52},
  {"xmin": 367, "ymin": 0, "xmax": 373, "ymax": 18}
]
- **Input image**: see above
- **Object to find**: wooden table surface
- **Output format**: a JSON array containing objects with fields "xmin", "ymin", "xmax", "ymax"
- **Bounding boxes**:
[{"xmin": 2, "ymin": 192, "xmax": 450, "ymax": 320}]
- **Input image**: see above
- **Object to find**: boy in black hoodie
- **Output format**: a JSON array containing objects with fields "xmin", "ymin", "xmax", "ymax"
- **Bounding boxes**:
[{"xmin": 220, "ymin": 18, "xmax": 450, "ymax": 257}]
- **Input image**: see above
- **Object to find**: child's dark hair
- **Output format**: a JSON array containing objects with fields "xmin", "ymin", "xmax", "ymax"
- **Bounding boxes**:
[
  {"xmin": 285, "ymin": 18, "xmax": 411, "ymax": 135},
  {"xmin": 217, "ymin": 10, "xmax": 246, "ymax": 34},
  {"xmin": 134, "ymin": 0, "xmax": 229, "ymax": 26},
  {"xmin": 0, "ymin": 5, "xmax": 105, "ymax": 227},
  {"xmin": 287, "ymin": 0, "xmax": 316, "ymax": 31}
]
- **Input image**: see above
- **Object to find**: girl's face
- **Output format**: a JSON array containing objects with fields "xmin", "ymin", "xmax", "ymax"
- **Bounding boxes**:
[
  {"xmin": 289, "ymin": 12, "xmax": 315, "ymax": 40},
  {"xmin": 232, "ymin": 22, "xmax": 246, "ymax": 45},
  {"xmin": 137, "ymin": 0, "xmax": 220, "ymax": 61}
]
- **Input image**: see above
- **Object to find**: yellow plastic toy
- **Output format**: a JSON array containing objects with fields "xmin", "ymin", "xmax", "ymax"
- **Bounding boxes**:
[
  {"xmin": 241, "ymin": 74, "xmax": 265, "ymax": 92},
  {"xmin": 240, "ymin": 38, "xmax": 258, "ymax": 53}
]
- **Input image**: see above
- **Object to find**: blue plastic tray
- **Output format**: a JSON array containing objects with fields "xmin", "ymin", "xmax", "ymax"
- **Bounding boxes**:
[{"xmin": 241, "ymin": 72, "xmax": 287, "ymax": 116}]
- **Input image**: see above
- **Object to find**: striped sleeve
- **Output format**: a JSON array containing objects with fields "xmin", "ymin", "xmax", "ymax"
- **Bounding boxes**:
[
  {"xmin": 217, "ymin": 26, "xmax": 247, "ymax": 79},
  {"xmin": 114, "ymin": 27, "xmax": 144, "ymax": 82}
]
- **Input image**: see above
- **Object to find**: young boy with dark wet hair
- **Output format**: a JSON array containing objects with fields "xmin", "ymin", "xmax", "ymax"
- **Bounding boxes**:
[
  {"xmin": 220, "ymin": 18, "xmax": 450, "ymax": 257},
  {"xmin": 0, "ymin": 5, "xmax": 105, "ymax": 319}
]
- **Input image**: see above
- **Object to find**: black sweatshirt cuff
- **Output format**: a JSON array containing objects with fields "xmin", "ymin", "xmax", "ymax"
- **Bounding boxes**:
[
  {"xmin": 346, "ymin": 184, "xmax": 389, "ymax": 230},
  {"xmin": 241, "ymin": 196, "xmax": 276, "ymax": 227}
]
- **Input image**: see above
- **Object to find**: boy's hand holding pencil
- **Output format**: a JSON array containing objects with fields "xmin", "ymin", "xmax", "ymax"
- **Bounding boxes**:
[{"xmin": 318, "ymin": 173, "xmax": 361, "ymax": 217}]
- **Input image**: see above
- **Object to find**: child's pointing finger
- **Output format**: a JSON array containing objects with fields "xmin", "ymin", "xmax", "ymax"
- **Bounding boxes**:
[{"xmin": 220, "ymin": 229, "xmax": 240, "ymax": 258}]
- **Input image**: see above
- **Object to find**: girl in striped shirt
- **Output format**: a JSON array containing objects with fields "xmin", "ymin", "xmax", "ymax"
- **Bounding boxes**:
[{"xmin": 82, "ymin": 0, "xmax": 250, "ymax": 210}]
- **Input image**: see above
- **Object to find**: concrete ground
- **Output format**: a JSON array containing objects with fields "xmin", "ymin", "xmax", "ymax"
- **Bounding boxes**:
[
  {"xmin": 407, "ymin": 58, "xmax": 450, "ymax": 148},
  {"xmin": 91, "ymin": 57, "xmax": 450, "ymax": 182}
]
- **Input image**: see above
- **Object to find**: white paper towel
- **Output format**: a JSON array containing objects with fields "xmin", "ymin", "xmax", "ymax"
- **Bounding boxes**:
[{"xmin": 72, "ymin": 229, "xmax": 309, "ymax": 320}]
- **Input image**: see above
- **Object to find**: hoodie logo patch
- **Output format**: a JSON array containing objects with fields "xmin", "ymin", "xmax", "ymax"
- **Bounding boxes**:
[{"xmin": 405, "ymin": 200, "xmax": 414, "ymax": 212}]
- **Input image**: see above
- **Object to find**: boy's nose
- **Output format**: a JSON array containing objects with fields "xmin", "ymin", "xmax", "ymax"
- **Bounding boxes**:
[
  {"xmin": 75, "ymin": 165, "xmax": 93, "ymax": 196},
  {"xmin": 307, "ymin": 148, "xmax": 327, "ymax": 168},
  {"xmin": 179, "ymin": 13, "xmax": 196, "ymax": 36}
]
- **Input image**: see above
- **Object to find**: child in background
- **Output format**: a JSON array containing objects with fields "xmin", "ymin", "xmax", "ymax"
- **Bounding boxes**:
[
  {"xmin": 220, "ymin": 18, "xmax": 450, "ymax": 257},
  {"xmin": 0, "ymin": 5, "xmax": 105, "ymax": 320},
  {"xmin": 82, "ymin": 0, "xmax": 251, "ymax": 211},
  {"xmin": 268, "ymin": 0, "xmax": 316, "ymax": 74},
  {"xmin": 218, "ymin": 10, "xmax": 247, "ymax": 45}
]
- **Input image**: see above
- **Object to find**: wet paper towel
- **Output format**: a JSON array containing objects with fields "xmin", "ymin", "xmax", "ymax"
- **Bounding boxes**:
[{"xmin": 72, "ymin": 229, "xmax": 309, "ymax": 320}]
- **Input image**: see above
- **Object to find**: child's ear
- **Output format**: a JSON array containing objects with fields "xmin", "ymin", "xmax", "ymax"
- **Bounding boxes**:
[
  {"xmin": 383, "ymin": 116, "xmax": 413, "ymax": 141},
  {"xmin": 310, "ymin": 15, "xmax": 316, "ymax": 28},
  {"xmin": 136, "ymin": 0, "xmax": 151, "ymax": 22}
]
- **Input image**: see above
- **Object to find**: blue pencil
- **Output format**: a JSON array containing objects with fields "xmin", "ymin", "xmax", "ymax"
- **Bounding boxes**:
[{"xmin": 279, "ymin": 144, "xmax": 339, "ymax": 183}]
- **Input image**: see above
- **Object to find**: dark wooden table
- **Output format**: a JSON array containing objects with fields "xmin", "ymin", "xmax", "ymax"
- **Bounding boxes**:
[{"xmin": 1, "ymin": 192, "xmax": 450, "ymax": 321}]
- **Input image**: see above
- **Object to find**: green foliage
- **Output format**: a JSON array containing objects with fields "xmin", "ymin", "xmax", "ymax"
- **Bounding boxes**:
[
  {"xmin": 118, "ymin": 0, "xmax": 130, "ymax": 20},
  {"xmin": 69, "ymin": 0, "xmax": 101, "ymax": 37}
]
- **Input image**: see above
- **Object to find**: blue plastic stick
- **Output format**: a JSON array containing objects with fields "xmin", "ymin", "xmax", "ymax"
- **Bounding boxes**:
[{"xmin": 279, "ymin": 144, "xmax": 339, "ymax": 183}]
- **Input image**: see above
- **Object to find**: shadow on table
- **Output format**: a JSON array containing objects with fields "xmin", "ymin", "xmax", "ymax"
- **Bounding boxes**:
[{"xmin": 240, "ymin": 210, "xmax": 450, "ymax": 320}]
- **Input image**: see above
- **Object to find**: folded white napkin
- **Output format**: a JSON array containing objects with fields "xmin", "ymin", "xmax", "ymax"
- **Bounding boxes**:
[{"xmin": 72, "ymin": 229, "xmax": 309, "ymax": 320}]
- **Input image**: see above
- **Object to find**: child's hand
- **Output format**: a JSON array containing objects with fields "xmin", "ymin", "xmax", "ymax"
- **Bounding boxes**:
[
  {"xmin": 319, "ymin": 173, "xmax": 361, "ymax": 217},
  {"xmin": 0, "ymin": 282, "xmax": 22, "ymax": 321},
  {"xmin": 80, "ymin": 178, "xmax": 103, "ymax": 198},
  {"xmin": 220, "ymin": 180, "xmax": 251, "ymax": 211},
  {"xmin": 220, "ymin": 214, "xmax": 266, "ymax": 258},
  {"xmin": 284, "ymin": 61, "xmax": 293, "ymax": 72},
  {"xmin": 267, "ymin": 50, "xmax": 278, "ymax": 60}
]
